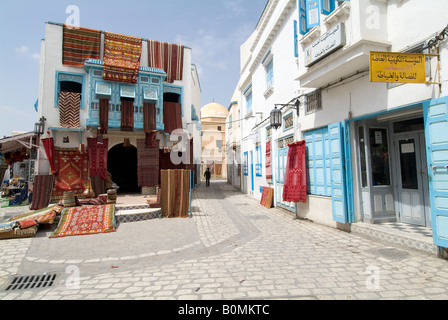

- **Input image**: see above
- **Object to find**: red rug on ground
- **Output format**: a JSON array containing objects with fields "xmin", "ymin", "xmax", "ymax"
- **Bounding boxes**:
[{"xmin": 50, "ymin": 204, "xmax": 116, "ymax": 238}]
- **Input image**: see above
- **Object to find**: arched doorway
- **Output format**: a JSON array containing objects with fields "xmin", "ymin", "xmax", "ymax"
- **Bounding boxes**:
[{"xmin": 108, "ymin": 143, "xmax": 139, "ymax": 194}]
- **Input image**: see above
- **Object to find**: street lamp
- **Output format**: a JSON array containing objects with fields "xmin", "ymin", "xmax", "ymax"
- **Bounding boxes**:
[
  {"xmin": 34, "ymin": 117, "xmax": 46, "ymax": 135},
  {"xmin": 270, "ymin": 99, "xmax": 300, "ymax": 130}
]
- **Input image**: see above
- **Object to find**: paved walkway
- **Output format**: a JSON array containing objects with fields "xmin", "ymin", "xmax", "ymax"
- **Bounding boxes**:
[{"xmin": 0, "ymin": 181, "xmax": 448, "ymax": 300}]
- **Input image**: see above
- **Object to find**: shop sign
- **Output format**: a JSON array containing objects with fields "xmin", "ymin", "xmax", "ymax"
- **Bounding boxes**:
[
  {"xmin": 304, "ymin": 22, "xmax": 346, "ymax": 67},
  {"xmin": 369, "ymin": 51, "xmax": 426, "ymax": 83}
]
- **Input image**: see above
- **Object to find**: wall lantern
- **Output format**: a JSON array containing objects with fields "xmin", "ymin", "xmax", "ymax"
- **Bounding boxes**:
[
  {"xmin": 270, "ymin": 99, "xmax": 300, "ymax": 130},
  {"xmin": 270, "ymin": 106, "xmax": 282, "ymax": 130},
  {"xmin": 34, "ymin": 117, "xmax": 46, "ymax": 135}
]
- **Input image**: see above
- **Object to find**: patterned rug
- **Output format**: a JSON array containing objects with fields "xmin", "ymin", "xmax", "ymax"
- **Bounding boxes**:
[
  {"xmin": 59, "ymin": 91, "xmax": 81, "ymax": 128},
  {"xmin": 161, "ymin": 169, "xmax": 190, "ymax": 218},
  {"xmin": 52, "ymin": 148, "xmax": 89, "ymax": 200},
  {"xmin": 163, "ymin": 102, "xmax": 182, "ymax": 134},
  {"xmin": 283, "ymin": 140, "xmax": 307, "ymax": 203},
  {"xmin": 137, "ymin": 139, "xmax": 159, "ymax": 187},
  {"xmin": 62, "ymin": 25, "xmax": 101, "ymax": 67},
  {"xmin": 87, "ymin": 138, "xmax": 108, "ymax": 180},
  {"xmin": 103, "ymin": 31, "xmax": 142, "ymax": 84},
  {"xmin": 50, "ymin": 204, "xmax": 116, "ymax": 238}
]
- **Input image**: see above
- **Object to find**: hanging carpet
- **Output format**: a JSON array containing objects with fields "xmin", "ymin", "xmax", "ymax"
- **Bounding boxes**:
[
  {"xmin": 120, "ymin": 99, "xmax": 134, "ymax": 132},
  {"xmin": 143, "ymin": 102, "xmax": 157, "ymax": 147},
  {"xmin": 99, "ymin": 98, "xmax": 109, "ymax": 134},
  {"xmin": 50, "ymin": 204, "xmax": 116, "ymax": 238},
  {"xmin": 29, "ymin": 175, "xmax": 55, "ymax": 210},
  {"xmin": 62, "ymin": 25, "xmax": 101, "ymax": 67},
  {"xmin": 137, "ymin": 139, "xmax": 159, "ymax": 187},
  {"xmin": 52, "ymin": 148, "xmax": 89, "ymax": 200},
  {"xmin": 163, "ymin": 102, "xmax": 182, "ymax": 134},
  {"xmin": 42, "ymin": 137, "xmax": 56, "ymax": 174},
  {"xmin": 282, "ymin": 140, "xmax": 307, "ymax": 203},
  {"xmin": 161, "ymin": 169, "xmax": 190, "ymax": 218},
  {"xmin": 147, "ymin": 40, "xmax": 184, "ymax": 83},
  {"xmin": 87, "ymin": 138, "xmax": 108, "ymax": 180},
  {"xmin": 103, "ymin": 32, "xmax": 142, "ymax": 84},
  {"xmin": 59, "ymin": 91, "xmax": 81, "ymax": 128}
]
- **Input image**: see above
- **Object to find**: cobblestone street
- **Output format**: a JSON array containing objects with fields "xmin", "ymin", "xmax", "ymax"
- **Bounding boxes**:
[{"xmin": 1, "ymin": 181, "xmax": 448, "ymax": 301}]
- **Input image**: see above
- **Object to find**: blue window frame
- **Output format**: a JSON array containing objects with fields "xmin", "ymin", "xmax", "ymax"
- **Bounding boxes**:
[
  {"xmin": 244, "ymin": 151, "xmax": 249, "ymax": 176},
  {"xmin": 255, "ymin": 145, "xmax": 262, "ymax": 177},
  {"xmin": 246, "ymin": 91, "xmax": 252, "ymax": 114},
  {"xmin": 54, "ymin": 71, "xmax": 85, "ymax": 109},
  {"xmin": 299, "ymin": 0, "xmax": 348, "ymax": 35},
  {"xmin": 305, "ymin": 127, "xmax": 332, "ymax": 196}
]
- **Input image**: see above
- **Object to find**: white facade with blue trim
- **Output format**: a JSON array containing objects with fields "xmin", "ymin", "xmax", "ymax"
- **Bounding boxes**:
[
  {"xmin": 234, "ymin": 0, "xmax": 448, "ymax": 256},
  {"xmin": 35, "ymin": 22, "xmax": 202, "ymax": 191}
]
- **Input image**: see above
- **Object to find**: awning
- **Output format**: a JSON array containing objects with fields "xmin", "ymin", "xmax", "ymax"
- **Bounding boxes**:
[{"xmin": 0, "ymin": 132, "xmax": 37, "ymax": 154}]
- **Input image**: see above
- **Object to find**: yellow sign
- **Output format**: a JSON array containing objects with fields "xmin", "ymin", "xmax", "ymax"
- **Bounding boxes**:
[{"xmin": 369, "ymin": 51, "xmax": 426, "ymax": 83}]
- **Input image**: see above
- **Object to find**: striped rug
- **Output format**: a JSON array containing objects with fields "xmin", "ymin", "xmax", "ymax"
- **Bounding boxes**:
[
  {"xmin": 103, "ymin": 32, "xmax": 142, "ymax": 84},
  {"xmin": 62, "ymin": 25, "xmax": 101, "ymax": 67},
  {"xmin": 148, "ymin": 40, "xmax": 184, "ymax": 83}
]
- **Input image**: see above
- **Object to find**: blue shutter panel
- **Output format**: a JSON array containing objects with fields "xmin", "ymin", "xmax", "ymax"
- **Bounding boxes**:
[
  {"xmin": 321, "ymin": 0, "xmax": 335, "ymax": 15},
  {"xmin": 299, "ymin": 0, "xmax": 308, "ymax": 35},
  {"xmin": 424, "ymin": 96, "xmax": 448, "ymax": 249},
  {"xmin": 329, "ymin": 122, "xmax": 348, "ymax": 224},
  {"xmin": 306, "ymin": 0, "xmax": 320, "ymax": 30}
]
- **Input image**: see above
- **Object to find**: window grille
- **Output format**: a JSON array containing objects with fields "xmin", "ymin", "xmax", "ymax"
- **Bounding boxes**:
[{"xmin": 305, "ymin": 90, "xmax": 322, "ymax": 114}]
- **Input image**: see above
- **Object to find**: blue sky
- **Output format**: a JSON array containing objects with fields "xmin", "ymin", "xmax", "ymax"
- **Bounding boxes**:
[{"xmin": 0, "ymin": 0, "xmax": 267, "ymax": 137}]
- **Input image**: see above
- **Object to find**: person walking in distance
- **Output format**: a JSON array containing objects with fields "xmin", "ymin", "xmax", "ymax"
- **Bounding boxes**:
[{"xmin": 204, "ymin": 168, "xmax": 211, "ymax": 187}]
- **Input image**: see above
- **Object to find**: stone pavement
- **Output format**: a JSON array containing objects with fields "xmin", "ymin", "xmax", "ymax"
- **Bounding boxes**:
[{"xmin": 0, "ymin": 181, "xmax": 448, "ymax": 300}]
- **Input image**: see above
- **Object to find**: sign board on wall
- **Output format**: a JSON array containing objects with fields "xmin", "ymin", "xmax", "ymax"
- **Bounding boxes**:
[
  {"xmin": 304, "ymin": 22, "xmax": 346, "ymax": 67},
  {"xmin": 369, "ymin": 51, "xmax": 427, "ymax": 83}
]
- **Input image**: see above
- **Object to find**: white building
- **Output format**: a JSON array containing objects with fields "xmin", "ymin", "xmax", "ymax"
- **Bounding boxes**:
[
  {"xmin": 234, "ymin": 0, "xmax": 448, "ymax": 257},
  {"xmin": 35, "ymin": 22, "xmax": 201, "ymax": 197}
]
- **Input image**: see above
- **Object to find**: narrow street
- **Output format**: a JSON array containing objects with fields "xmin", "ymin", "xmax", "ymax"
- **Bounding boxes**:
[{"xmin": 1, "ymin": 181, "xmax": 448, "ymax": 301}]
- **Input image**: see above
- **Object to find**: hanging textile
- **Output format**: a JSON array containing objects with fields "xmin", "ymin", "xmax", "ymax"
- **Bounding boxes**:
[
  {"xmin": 90, "ymin": 176, "xmax": 105, "ymax": 198},
  {"xmin": 137, "ymin": 139, "xmax": 159, "ymax": 187},
  {"xmin": 120, "ymin": 99, "xmax": 134, "ymax": 131},
  {"xmin": 52, "ymin": 148, "xmax": 89, "ymax": 200},
  {"xmin": 29, "ymin": 175, "xmax": 55, "ymax": 210},
  {"xmin": 161, "ymin": 169, "xmax": 189, "ymax": 218},
  {"xmin": 163, "ymin": 102, "xmax": 182, "ymax": 134},
  {"xmin": 99, "ymin": 98, "xmax": 109, "ymax": 134},
  {"xmin": 62, "ymin": 25, "xmax": 101, "ymax": 67},
  {"xmin": 42, "ymin": 137, "xmax": 56, "ymax": 174},
  {"xmin": 59, "ymin": 91, "xmax": 81, "ymax": 128},
  {"xmin": 147, "ymin": 40, "xmax": 184, "ymax": 83},
  {"xmin": 103, "ymin": 32, "xmax": 142, "ymax": 84},
  {"xmin": 87, "ymin": 138, "xmax": 109, "ymax": 180},
  {"xmin": 143, "ymin": 102, "xmax": 157, "ymax": 147},
  {"xmin": 266, "ymin": 141, "xmax": 272, "ymax": 182},
  {"xmin": 282, "ymin": 140, "xmax": 307, "ymax": 203}
]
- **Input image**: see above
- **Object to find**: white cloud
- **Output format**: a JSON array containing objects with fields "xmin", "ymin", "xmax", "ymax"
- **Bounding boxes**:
[
  {"xmin": 15, "ymin": 46, "xmax": 30, "ymax": 55},
  {"xmin": 15, "ymin": 46, "xmax": 40, "ymax": 62}
]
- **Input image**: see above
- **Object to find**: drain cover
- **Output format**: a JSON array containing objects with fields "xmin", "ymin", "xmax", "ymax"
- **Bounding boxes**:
[{"xmin": 4, "ymin": 273, "xmax": 57, "ymax": 291}]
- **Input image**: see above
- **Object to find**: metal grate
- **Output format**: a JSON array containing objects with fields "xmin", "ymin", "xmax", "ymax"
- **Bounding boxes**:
[{"xmin": 5, "ymin": 273, "xmax": 57, "ymax": 291}]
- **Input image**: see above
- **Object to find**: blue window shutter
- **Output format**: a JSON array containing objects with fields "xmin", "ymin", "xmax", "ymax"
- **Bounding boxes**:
[
  {"xmin": 329, "ymin": 122, "xmax": 348, "ymax": 224},
  {"xmin": 321, "ymin": 0, "xmax": 335, "ymax": 15},
  {"xmin": 293, "ymin": 20, "xmax": 299, "ymax": 57},
  {"xmin": 298, "ymin": 0, "xmax": 308, "ymax": 35},
  {"xmin": 306, "ymin": 0, "xmax": 320, "ymax": 30},
  {"xmin": 424, "ymin": 96, "xmax": 448, "ymax": 249}
]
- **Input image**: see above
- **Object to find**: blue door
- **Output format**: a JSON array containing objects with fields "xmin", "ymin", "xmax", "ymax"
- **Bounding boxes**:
[
  {"xmin": 250, "ymin": 151, "xmax": 254, "ymax": 192},
  {"xmin": 424, "ymin": 96, "xmax": 448, "ymax": 249},
  {"xmin": 329, "ymin": 122, "xmax": 349, "ymax": 224}
]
